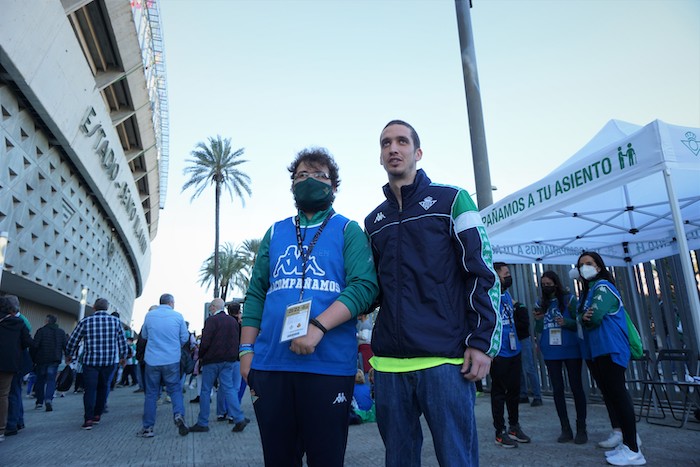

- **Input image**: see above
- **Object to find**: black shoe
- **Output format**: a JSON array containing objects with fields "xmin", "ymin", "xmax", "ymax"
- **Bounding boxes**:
[
  {"xmin": 495, "ymin": 430, "xmax": 518, "ymax": 448},
  {"xmin": 558, "ymin": 424, "xmax": 573, "ymax": 443},
  {"xmin": 530, "ymin": 398, "xmax": 543, "ymax": 407},
  {"xmin": 190, "ymin": 396, "xmax": 200, "ymax": 404},
  {"xmin": 174, "ymin": 414, "xmax": 189, "ymax": 436},
  {"xmin": 4, "ymin": 429, "xmax": 18, "ymax": 436},
  {"xmin": 188, "ymin": 424, "xmax": 209, "ymax": 432},
  {"xmin": 45, "ymin": 402, "xmax": 53, "ymax": 412},
  {"xmin": 217, "ymin": 414, "xmax": 229, "ymax": 422},
  {"xmin": 231, "ymin": 418, "xmax": 250, "ymax": 432},
  {"xmin": 508, "ymin": 425, "xmax": 531, "ymax": 443},
  {"xmin": 229, "ymin": 417, "xmax": 250, "ymax": 424}
]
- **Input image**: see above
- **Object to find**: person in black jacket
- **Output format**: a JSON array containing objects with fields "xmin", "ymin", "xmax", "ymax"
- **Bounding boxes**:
[
  {"xmin": 31, "ymin": 315, "xmax": 67, "ymax": 411},
  {"xmin": 0, "ymin": 295, "xmax": 33, "ymax": 441},
  {"xmin": 189, "ymin": 297, "xmax": 247, "ymax": 433}
]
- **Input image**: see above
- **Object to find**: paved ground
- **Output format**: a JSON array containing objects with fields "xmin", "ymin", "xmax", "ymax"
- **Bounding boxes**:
[{"xmin": 1, "ymin": 383, "xmax": 698, "ymax": 466}]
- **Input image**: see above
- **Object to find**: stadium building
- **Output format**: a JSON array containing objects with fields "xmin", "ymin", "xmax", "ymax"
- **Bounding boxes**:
[{"xmin": 0, "ymin": 0, "xmax": 168, "ymax": 331}]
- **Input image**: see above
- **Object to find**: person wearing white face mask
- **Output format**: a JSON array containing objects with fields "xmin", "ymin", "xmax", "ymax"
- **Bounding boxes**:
[{"xmin": 576, "ymin": 252, "xmax": 646, "ymax": 466}]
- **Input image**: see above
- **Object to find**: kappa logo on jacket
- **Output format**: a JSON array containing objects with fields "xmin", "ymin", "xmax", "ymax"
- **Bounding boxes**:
[
  {"xmin": 419, "ymin": 196, "xmax": 437, "ymax": 210},
  {"xmin": 332, "ymin": 392, "xmax": 347, "ymax": 404},
  {"xmin": 374, "ymin": 212, "xmax": 386, "ymax": 223}
]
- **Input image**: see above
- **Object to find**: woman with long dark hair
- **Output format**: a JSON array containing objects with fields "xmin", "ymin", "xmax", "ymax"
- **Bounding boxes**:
[
  {"xmin": 534, "ymin": 270, "xmax": 587, "ymax": 444},
  {"xmin": 576, "ymin": 252, "xmax": 645, "ymax": 466}
]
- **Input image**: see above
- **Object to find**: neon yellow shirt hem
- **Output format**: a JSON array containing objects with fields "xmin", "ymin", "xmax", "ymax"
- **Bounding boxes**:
[{"xmin": 370, "ymin": 355, "xmax": 464, "ymax": 373}]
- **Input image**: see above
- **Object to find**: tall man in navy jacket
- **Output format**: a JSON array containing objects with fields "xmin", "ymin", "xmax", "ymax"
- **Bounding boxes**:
[{"xmin": 365, "ymin": 120, "xmax": 502, "ymax": 466}]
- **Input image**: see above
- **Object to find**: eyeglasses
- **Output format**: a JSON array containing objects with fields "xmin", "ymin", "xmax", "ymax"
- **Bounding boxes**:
[{"xmin": 293, "ymin": 171, "xmax": 330, "ymax": 182}]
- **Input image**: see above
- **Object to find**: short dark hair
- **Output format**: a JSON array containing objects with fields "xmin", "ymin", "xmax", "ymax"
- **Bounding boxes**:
[
  {"xmin": 493, "ymin": 262, "xmax": 508, "ymax": 272},
  {"xmin": 94, "ymin": 298, "xmax": 109, "ymax": 311},
  {"xmin": 46, "ymin": 314, "xmax": 57, "ymax": 325},
  {"xmin": 160, "ymin": 293, "xmax": 174, "ymax": 305},
  {"xmin": 287, "ymin": 147, "xmax": 341, "ymax": 189},
  {"xmin": 382, "ymin": 120, "xmax": 421, "ymax": 149},
  {"xmin": 111, "ymin": 311, "xmax": 120, "ymax": 318},
  {"xmin": 0, "ymin": 295, "xmax": 20, "ymax": 316},
  {"xmin": 227, "ymin": 302, "xmax": 241, "ymax": 315}
]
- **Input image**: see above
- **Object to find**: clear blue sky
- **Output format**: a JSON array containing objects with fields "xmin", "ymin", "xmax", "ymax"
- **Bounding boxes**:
[{"xmin": 132, "ymin": 0, "xmax": 700, "ymax": 333}]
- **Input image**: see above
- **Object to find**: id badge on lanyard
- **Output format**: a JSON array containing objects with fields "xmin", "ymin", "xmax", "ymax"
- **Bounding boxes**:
[
  {"xmin": 280, "ymin": 299, "xmax": 312, "ymax": 343},
  {"xmin": 509, "ymin": 332, "xmax": 518, "ymax": 351},
  {"xmin": 549, "ymin": 328, "xmax": 562, "ymax": 346}
]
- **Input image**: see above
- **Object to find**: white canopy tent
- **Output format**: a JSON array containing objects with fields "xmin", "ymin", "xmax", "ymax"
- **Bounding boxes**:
[{"xmin": 480, "ymin": 119, "xmax": 700, "ymax": 347}]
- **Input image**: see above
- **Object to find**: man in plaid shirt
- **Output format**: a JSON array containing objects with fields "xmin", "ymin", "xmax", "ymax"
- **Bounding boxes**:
[{"xmin": 66, "ymin": 298, "xmax": 127, "ymax": 430}]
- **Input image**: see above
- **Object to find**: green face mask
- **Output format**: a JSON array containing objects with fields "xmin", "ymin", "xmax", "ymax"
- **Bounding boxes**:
[{"xmin": 293, "ymin": 178, "xmax": 334, "ymax": 212}]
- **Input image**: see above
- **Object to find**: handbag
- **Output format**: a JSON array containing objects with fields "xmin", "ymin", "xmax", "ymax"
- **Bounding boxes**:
[
  {"xmin": 624, "ymin": 310, "xmax": 643, "ymax": 359},
  {"xmin": 55, "ymin": 365, "xmax": 74, "ymax": 392}
]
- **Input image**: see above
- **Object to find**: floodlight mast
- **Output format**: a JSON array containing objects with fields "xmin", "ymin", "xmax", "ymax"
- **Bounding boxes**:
[{"xmin": 455, "ymin": 0, "xmax": 494, "ymax": 210}]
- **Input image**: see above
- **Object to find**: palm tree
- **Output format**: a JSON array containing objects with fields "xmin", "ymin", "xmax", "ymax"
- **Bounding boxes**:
[
  {"xmin": 198, "ymin": 243, "xmax": 246, "ymax": 301},
  {"xmin": 183, "ymin": 136, "xmax": 251, "ymax": 298},
  {"xmin": 231, "ymin": 238, "xmax": 261, "ymax": 297},
  {"xmin": 198, "ymin": 239, "xmax": 260, "ymax": 300}
]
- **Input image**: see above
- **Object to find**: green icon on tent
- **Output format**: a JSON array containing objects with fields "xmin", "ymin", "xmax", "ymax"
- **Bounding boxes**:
[
  {"xmin": 681, "ymin": 131, "xmax": 699, "ymax": 156},
  {"xmin": 618, "ymin": 143, "xmax": 636, "ymax": 169}
]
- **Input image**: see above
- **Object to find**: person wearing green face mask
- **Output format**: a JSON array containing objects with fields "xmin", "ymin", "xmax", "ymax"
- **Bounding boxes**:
[
  {"xmin": 533, "ymin": 270, "xmax": 587, "ymax": 444},
  {"xmin": 240, "ymin": 147, "xmax": 378, "ymax": 467}
]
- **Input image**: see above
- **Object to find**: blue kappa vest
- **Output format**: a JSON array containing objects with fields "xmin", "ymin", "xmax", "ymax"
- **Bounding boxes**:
[{"xmin": 251, "ymin": 213, "xmax": 358, "ymax": 376}]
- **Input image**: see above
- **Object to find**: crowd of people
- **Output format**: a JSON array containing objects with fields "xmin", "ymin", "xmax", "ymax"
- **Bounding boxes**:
[{"xmin": 1, "ymin": 120, "xmax": 649, "ymax": 466}]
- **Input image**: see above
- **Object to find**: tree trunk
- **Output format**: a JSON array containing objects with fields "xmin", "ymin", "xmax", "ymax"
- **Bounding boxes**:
[{"xmin": 214, "ymin": 179, "xmax": 221, "ymax": 298}]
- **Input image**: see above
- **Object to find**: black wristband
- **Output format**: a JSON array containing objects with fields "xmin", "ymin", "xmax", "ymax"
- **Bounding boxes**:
[{"xmin": 309, "ymin": 318, "xmax": 328, "ymax": 334}]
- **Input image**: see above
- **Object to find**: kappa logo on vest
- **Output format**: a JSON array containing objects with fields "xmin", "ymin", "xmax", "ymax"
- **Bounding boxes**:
[
  {"xmin": 273, "ymin": 245, "xmax": 325, "ymax": 278},
  {"xmin": 373, "ymin": 212, "xmax": 386, "ymax": 223},
  {"xmin": 419, "ymin": 196, "xmax": 437, "ymax": 210},
  {"xmin": 332, "ymin": 392, "xmax": 347, "ymax": 404}
]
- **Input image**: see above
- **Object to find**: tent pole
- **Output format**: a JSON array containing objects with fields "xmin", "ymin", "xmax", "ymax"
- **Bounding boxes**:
[{"xmin": 662, "ymin": 168, "xmax": 700, "ymax": 351}]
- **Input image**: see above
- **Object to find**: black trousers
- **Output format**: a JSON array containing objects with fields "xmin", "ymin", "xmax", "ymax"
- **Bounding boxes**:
[
  {"xmin": 590, "ymin": 355, "xmax": 638, "ymax": 451},
  {"xmin": 490, "ymin": 353, "xmax": 522, "ymax": 433},
  {"xmin": 545, "ymin": 358, "xmax": 587, "ymax": 426},
  {"xmin": 248, "ymin": 369, "xmax": 354, "ymax": 467}
]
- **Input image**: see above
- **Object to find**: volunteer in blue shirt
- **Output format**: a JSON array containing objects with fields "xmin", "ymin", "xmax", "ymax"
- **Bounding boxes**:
[
  {"xmin": 491, "ymin": 263, "xmax": 530, "ymax": 448},
  {"xmin": 534, "ymin": 270, "xmax": 587, "ymax": 444},
  {"xmin": 241, "ymin": 148, "xmax": 378, "ymax": 467},
  {"xmin": 577, "ymin": 251, "xmax": 645, "ymax": 466}
]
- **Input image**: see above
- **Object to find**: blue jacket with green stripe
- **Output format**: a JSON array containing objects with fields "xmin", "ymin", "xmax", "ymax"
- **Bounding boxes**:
[{"xmin": 365, "ymin": 169, "xmax": 502, "ymax": 359}]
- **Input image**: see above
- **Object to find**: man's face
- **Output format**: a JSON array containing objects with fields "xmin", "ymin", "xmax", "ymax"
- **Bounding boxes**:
[
  {"xmin": 497, "ymin": 266, "xmax": 511, "ymax": 282},
  {"xmin": 379, "ymin": 124, "xmax": 422, "ymax": 179}
]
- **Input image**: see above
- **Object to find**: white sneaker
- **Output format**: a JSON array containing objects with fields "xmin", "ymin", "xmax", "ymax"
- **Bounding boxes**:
[
  {"xmin": 605, "ymin": 433, "xmax": 643, "ymax": 456},
  {"xmin": 598, "ymin": 431, "xmax": 623, "ymax": 448},
  {"xmin": 606, "ymin": 444, "xmax": 646, "ymax": 466},
  {"xmin": 605, "ymin": 445, "xmax": 622, "ymax": 458}
]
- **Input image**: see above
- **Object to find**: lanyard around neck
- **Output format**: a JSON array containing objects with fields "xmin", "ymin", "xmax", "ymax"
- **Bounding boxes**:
[{"xmin": 294, "ymin": 212, "xmax": 333, "ymax": 300}]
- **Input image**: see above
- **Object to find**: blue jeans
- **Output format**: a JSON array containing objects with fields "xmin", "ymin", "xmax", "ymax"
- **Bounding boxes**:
[
  {"xmin": 82, "ymin": 364, "xmax": 117, "ymax": 421},
  {"xmin": 143, "ymin": 363, "xmax": 185, "ymax": 429},
  {"xmin": 200, "ymin": 361, "xmax": 243, "ymax": 426},
  {"xmin": 519, "ymin": 337, "xmax": 542, "ymax": 399},
  {"xmin": 6, "ymin": 373, "xmax": 23, "ymax": 430},
  {"xmin": 34, "ymin": 363, "xmax": 59, "ymax": 404},
  {"xmin": 375, "ymin": 364, "xmax": 478, "ymax": 467}
]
